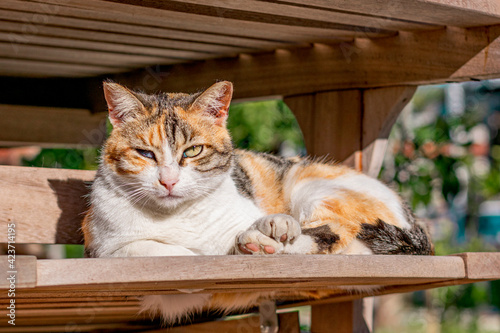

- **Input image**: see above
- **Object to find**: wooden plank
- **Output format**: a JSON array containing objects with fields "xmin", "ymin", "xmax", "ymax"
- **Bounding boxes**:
[
  {"xmin": 0, "ymin": 41, "xmax": 180, "ymax": 68},
  {"xmin": 34, "ymin": 255, "xmax": 466, "ymax": 287},
  {"xmin": 0, "ymin": 17, "xmax": 275, "ymax": 53},
  {"xmin": 0, "ymin": 165, "xmax": 95, "ymax": 244},
  {"xmin": 0, "ymin": 323, "xmax": 152, "ymax": 332},
  {"xmin": 0, "ymin": 256, "xmax": 36, "ymax": 288},
  {"xmin": 456, "ymin": 252, "xmax": 500, "ymax": 280},
  {"xmin": 0, "ymin": 32, "xmax": 213, "ymax": 60},
  {"xmin": 173, "ymin": 0, "xmax": 439, "ymax": 31},
  {"xmin": 0, "ymin": 105, "xmax": 107, "ymax": 146},
  {"xmin": 9, "ymin": 0, "xmax": 360, "ymax": 43},
  {"xmin": 283, "ymin": 0, "xmax": 500, "ymax": 27},
  {"xmin": 360, "ymin": 139, "xmax": 388, "ymax": 178},
  {"xmin": 0, "ymin": 58, "xmax": 123, "ymax": 78},
  {"xmin": 117, "ymin": 25, "xmax": 500, "ymax": 99}
]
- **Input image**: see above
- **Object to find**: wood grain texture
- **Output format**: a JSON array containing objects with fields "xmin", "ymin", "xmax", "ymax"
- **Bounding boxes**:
[
  {"xmin": 0, "ymin": 165, "xmax": 95, "ymax": 244},
  {"xmin": 16, "ymin": 0, "xmax": 359, "ymax": 43},
  {"xmin": 362, "ymin": 86, "xmax": 417, "ymax": 148},
  {"xmin": 283, "ymin": 0, "xmax": 500, "ymax": 27},
  {"xmin": 119, "ymin": 25, "xmax": 500, "ymax": 100},
  {"xmin": 0, "ymin": 105, "xmax": 107, "ymax": 146},
  {"xmin": 0, "ymin": 253, "xmax": 497, "ymax": 332},
  {"xmin": 136, "ymin": 0, "xmax": 435, "ymax": 31},
  {"xmin": 456, "ymin": 252, "xmax": 500, "ymax": 279},
  {"xmin": 34, "ymin": 255, "xmax": 466, "ymax": 288},
  {"xmin": 0, "ymin": 256, "xmax": 36, "ymax": 288},
  {"xmin": 0, "ymin": 21, "xmax": 250, "ymax": 55},
  {"xmin": 311, "ymin": 300, "xmax": 371, "ymax": 333},
  {"xmin": 284, "ymin": 90, "xmax": 362, "ymax": 161},
  {"xmin": 313, "ymin": 90, "xmax": 362, "ymax": 161},
  {"xmin": 0, "ymin": 58, "xmax": 123, "ymax": 78}
]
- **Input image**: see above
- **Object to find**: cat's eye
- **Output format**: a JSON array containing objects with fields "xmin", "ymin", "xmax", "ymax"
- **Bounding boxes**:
[
  {"xmin": 136, "ymin": 149, "xmax": 156, "ymax": 161},
  {"xmin": 183, "ymin": 145, "xmax": 203, "ymax": 158}
]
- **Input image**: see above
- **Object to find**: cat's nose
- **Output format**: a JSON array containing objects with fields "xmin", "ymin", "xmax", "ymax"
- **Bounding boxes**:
[{"xmin": 159, "ymin": 178, "xmax": 178, "ymax": 192}]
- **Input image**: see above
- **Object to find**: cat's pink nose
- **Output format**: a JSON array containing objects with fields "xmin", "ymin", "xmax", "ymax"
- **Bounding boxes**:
[{"xmin": 159, "ymin": 179, "xmax": 178, "ymax": 192}]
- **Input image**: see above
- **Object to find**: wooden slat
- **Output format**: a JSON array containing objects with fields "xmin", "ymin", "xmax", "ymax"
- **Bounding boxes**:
[
  {"xmin": 0, "ymin": 18, "xmax": 275, "ymax": 53},
  {"xmin": 0, "ymin": 5, "xmax": 296, "ymax": 61},
  {"xmin": 0, "ymin": 41, "xmax": 180, "ymax": 68},
  {"xmin": 0, "ymin": 105, "xmax": 107, "ymax": 146},
  {"xmin": 172, "ymin": 0, "xmax": 440, "ymax": 31},
  {"xmin": 9, "ymin": 0, "xmax": 359, "ymax": 44},
  {"xmin": 0, "ymin": 32, "xmax": 214, "ymax": 60},
  {"xmin": 283, "ymin": 0, "xmax": 500, "ymax": 27},
  {"xmin": 0, "ymin": 256, "xmax": 36, "ymax": 288},
  {"xmin": 0, "ymin": 58, "xmax": 124, "ymax": 78},
  {"xmin": 0, "ymin": 323, "xmax": 152, "ymax": 332},
  {"xmin": 457, "ymin": 252, "xmax": 500, "ymax": 279},
  {"xmin": 34, "ymin": 255, "xmax": 466, "ymax": 287},
  {"xmin": 0, "ymin": 166, "xmax": 94, "ymax": 244},
  {"xmin": 118, "ymin": 25, "xmax": 500, "ymax": 100}
]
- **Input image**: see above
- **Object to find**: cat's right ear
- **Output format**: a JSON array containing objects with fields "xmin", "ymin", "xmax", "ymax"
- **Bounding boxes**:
[{"xmin": 103, "ymin": 82, "xmax": 144, "ymax": 127}]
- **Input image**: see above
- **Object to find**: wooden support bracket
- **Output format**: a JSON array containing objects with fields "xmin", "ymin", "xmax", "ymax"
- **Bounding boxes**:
[{"xmin": 284, "ymin": 85, "xmax": 416, "ymax": 176}]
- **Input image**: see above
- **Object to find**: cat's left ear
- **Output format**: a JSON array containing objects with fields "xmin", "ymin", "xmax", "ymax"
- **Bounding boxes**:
[
  {"xmin": 103, "ymin": 81, "xmax": 145, "ymax": 127},
  {"xmin": 191, "ymin": 81, "xmax": 233, "ymax": 126}
]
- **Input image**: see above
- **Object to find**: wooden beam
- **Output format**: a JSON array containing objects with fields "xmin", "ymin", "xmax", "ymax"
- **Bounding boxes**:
[
  {"xmin": 0, "ymin": 105, "xmax": 107, "ymax": 146},
  {"xmin": 283, "ymin": 0, "xmax": 500, "ymax": 27},
  {"xmin": 115, "ymin": 25, "xmax": 500, "ymax": 99}
]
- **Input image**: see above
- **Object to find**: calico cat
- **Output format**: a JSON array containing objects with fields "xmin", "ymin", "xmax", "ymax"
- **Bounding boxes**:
[{"xmin": 83, "ymin": 80, "xmax": 433, "ymax": 322}]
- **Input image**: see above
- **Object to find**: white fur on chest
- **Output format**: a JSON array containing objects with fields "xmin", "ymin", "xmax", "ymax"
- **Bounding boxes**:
[{"xmin": 90, "ymin": 175, "xmax": 264, "ymax": 256}]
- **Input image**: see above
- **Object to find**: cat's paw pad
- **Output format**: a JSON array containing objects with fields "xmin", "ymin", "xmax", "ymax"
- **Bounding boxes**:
[
  {"xmin": 235, "ymin": 214, "xmax": 301, "ymax": 255},
  {"xmin": 236, "ymin": 230, "xmax": 282, "ymax": 255},
  {"xmin": 253, "ymin": 214, "xmax": 301, "ymax": 243}
]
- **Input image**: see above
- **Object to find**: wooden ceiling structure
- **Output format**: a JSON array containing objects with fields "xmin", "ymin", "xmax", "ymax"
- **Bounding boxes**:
[{"xmin": 1, "ymin": 0, "xmax": 500, "ymax": 332}]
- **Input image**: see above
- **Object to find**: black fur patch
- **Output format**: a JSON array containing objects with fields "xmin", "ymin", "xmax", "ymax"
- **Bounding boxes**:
[
  {"xmin": 357, "ymin": 220, "xmax": 434, "ymax": 255},
  {"xmin": 231, "ymin": 156, "xmax": 254, "ymax": 200},
  {"xmin": 302, "ymin": 225, "xmax": 340, "ymax": 253}
]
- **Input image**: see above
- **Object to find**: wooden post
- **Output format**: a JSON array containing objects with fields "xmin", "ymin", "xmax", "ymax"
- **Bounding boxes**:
[
  {"xmin": 311, "ymin": 299, "xmax": 372, "ymax": 333},
  {"xmin": 285, "ymin": 86, "xmax": 416, "ymax": 332}
]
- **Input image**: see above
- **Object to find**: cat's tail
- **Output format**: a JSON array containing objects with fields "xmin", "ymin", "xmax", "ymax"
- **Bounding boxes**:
[
  {"xmin": 140, "ymin": 292, "xmax": 264, "ymax": 324},
  {"xmin": 140, "ymin": 294, "xmax": 211, "ymax": 324},
  {"xmin": 357, "ymin": 219, "xmax": 434, "ymax": 255}
]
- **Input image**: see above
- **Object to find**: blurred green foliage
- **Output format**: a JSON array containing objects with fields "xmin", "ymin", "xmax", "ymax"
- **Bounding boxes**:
[
  {"xmin": 23, "ymin": 147, "xmax": 99, "ymax": 170},
  {"xmin": 227, "ymin": 100, "xmax": 305, "ymax": 154}
]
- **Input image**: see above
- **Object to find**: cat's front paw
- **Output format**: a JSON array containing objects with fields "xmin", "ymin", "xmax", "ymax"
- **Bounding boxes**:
[{"xmin": 236, "ymin": 214, "xmax": 301, "ymax": 255}]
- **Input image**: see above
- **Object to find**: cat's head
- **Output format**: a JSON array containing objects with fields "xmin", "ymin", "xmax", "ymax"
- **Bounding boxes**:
[{"xmin": 101, "ymin": 81, "xmax": 234, "ymax": 209}]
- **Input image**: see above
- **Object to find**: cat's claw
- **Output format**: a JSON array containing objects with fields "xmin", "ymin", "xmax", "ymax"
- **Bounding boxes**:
[{"xmin": 236, "ymin": 214, "xmax": 301, "ymax": 255}]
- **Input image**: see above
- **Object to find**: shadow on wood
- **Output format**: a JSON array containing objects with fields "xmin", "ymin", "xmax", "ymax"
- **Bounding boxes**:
[{"xmin": 48, "ymin": 178, "xmax": 91, "ymax": 244}]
